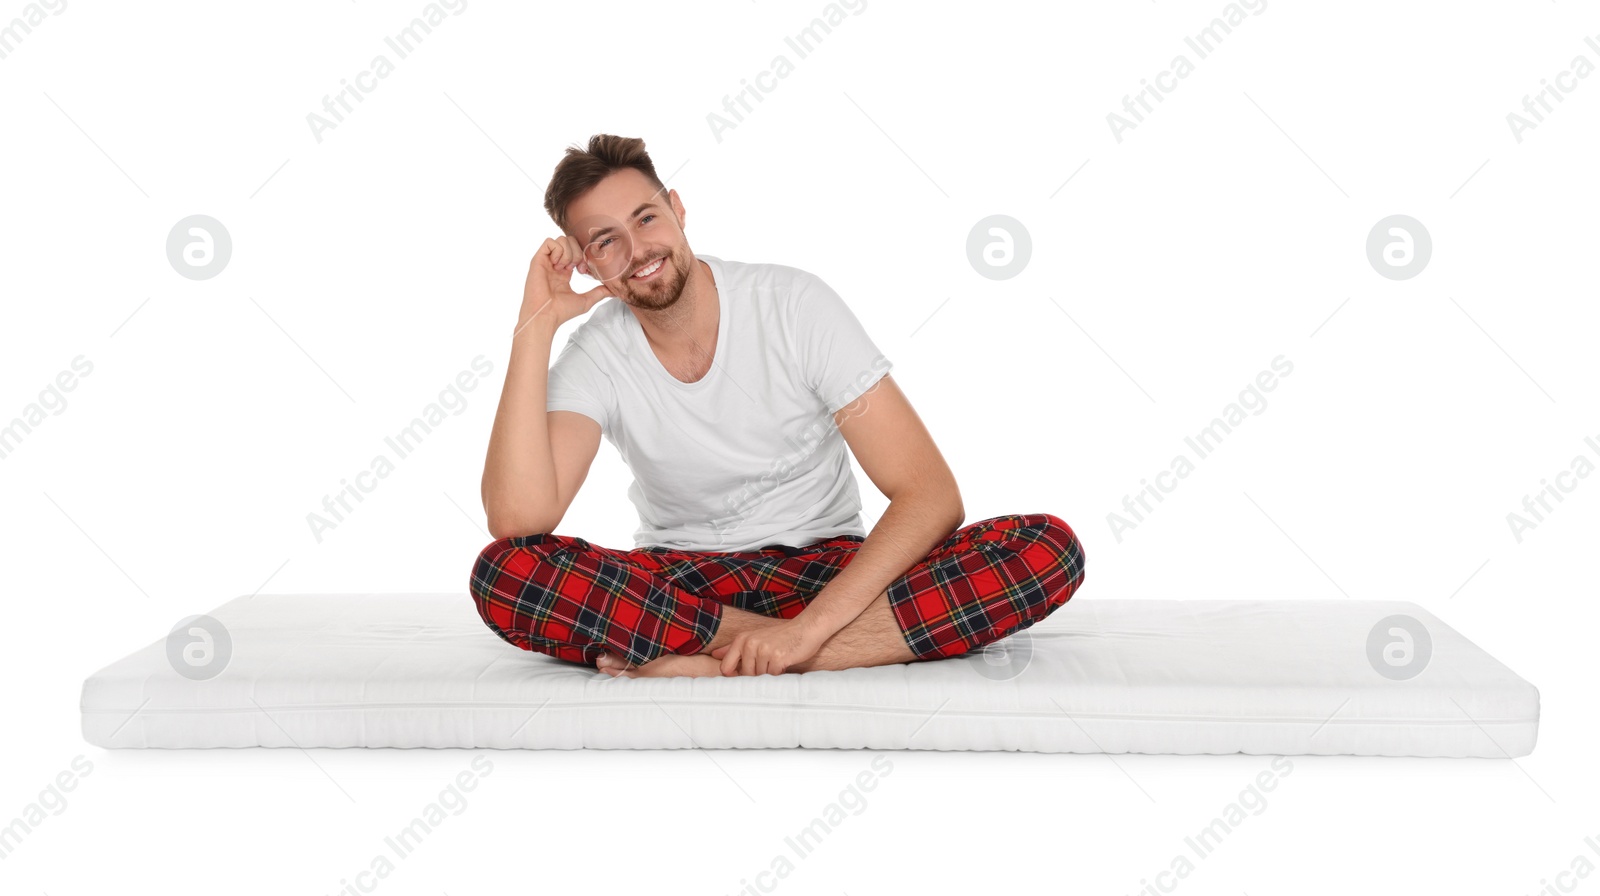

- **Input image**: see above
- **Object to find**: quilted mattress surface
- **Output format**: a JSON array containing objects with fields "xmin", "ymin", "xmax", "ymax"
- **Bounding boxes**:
[{"xmin": 80, "ymin": 594, "xmax": 1540, "ymax": 757}]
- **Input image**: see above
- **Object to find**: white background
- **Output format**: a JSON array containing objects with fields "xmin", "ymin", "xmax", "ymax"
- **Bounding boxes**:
[{"xmin": 2, "ymin": 0, "xmax": 1596, "ymax": 893}]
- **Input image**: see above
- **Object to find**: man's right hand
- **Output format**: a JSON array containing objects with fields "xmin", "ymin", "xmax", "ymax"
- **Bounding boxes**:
[{"xmin": 515, "ymin": 236, "xmax": 612, "ymax": 337}]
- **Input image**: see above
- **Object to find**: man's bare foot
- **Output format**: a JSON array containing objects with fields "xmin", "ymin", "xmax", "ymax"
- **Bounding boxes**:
[{"xmin": 595, "ymin": 650, "xmax": 725, "ymax": 678}]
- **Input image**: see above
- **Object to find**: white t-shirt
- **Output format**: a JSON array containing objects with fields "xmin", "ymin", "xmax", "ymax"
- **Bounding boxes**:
[{"xmin": 545, "ymin": 253, "xmax": 893, "ymax": 552}]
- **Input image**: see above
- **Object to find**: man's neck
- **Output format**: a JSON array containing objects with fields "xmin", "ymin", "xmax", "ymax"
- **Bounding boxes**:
[{"xmin": 633, "ymin": 257, "xmax": 718, "ymax": 356}]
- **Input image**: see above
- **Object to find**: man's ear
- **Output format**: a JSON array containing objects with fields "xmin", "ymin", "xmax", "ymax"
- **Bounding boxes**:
[{"xmin": 669, "ymin": 188, "xmax": 687, "ymax": 230}]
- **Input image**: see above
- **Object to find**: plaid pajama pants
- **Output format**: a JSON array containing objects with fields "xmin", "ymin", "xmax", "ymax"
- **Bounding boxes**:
[{"xmin": 468, "ymin": 512, "xmax": 1086, "ymax": 669}]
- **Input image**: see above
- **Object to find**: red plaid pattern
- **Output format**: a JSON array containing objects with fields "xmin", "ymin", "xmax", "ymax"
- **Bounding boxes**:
[{"xmin": 469, "ymin": 513, "xmax": 1086, "ymax": 668}]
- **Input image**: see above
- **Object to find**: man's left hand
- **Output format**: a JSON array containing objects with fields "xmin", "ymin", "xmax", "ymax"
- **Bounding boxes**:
[{"xmin": 711, "ymin": 619, "xmax": 828, "ymax": 676}]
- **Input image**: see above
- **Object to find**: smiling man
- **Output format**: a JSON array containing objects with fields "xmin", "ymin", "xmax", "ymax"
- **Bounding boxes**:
[{"xmin": 470, "ymin": 134, "xmax": 1087, "ymax": 678}]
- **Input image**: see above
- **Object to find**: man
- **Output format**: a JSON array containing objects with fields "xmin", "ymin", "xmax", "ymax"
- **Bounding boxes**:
[{"xmin": 471, "ymin": 134, "xmax": 1086, "ymax": 678}]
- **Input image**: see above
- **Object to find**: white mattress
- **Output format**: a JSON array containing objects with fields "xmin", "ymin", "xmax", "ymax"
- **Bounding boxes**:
[{"xmin": 80, "ymin": 594, "xmax": 1540, "ymax": 757}]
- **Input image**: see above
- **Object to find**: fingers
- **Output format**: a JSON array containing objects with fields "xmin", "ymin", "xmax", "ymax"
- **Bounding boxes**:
[
  {"xmin": 556, "ymin": 235, "xmax": 585, "ymax": 271},
  {"xmin": 720, "ymin": 635, "xmax": 762, "ymax": 677},
  {"xmin": 715, "ymin": 636, "xmax": 791, "ymax": 676},
  {"xmin": 530, "ymin": 239, "xmax": 555, "ymax": 274},
  {"xmin": 533, "ymin": 236, "xmax": 587, "ymax": 274}
]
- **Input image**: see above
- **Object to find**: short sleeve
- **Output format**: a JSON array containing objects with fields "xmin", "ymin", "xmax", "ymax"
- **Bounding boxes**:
[
  {"xmin": 789, "ymin": 271, "xmax": 894, "ymax": 414},
  {"xmin": 546, "ymin": 336, "xmax": 613, "ymax": 433}
]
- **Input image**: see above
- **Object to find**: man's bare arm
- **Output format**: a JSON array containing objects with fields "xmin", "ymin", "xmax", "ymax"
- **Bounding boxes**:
[
  {"xmin": 480, "ymin": 239, "xmax": 609, "ymax": 539},
  {"xmin": 791, "ymin": 374, "xmax": 964, "ymax": 641}
]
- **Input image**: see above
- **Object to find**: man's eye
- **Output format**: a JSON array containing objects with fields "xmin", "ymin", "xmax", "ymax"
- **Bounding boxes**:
[{"xmin": 640, "ymin": 215, "xmax": 654, "ymax": 225}]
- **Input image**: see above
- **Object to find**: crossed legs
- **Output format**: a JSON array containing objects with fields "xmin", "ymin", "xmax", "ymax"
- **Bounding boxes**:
[
  {"xmin": 471, "ymin": 513, "xmax": 1087, "ymax": 679},
  {"xmin": 595, "ymin": 586, "xmax": 917, "ymax": 678}
]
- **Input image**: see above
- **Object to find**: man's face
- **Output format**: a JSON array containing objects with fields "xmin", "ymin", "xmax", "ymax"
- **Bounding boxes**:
[{"xmin": 565, "ymin": 168, "xmax": 692, "ymax": 312}]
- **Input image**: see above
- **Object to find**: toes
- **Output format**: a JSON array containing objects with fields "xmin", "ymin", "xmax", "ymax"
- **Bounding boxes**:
[{"xmin": 595, "ymin": 651, "xmax": 642, "ymax": 678}]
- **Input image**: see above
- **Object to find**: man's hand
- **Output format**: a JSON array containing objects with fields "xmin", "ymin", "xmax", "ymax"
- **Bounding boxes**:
[
  {"xmin": 516, "ymin": 236, "xmax": 611, "ymax": 336},
  {"xmin": 711, "ymin": 618, "xmax": 828, "ymax": 676}
]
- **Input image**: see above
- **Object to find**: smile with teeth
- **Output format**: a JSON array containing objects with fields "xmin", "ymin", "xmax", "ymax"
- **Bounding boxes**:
[{"xmin": 631, "ymin": 257, "xmax": 666, "ymax": 280}]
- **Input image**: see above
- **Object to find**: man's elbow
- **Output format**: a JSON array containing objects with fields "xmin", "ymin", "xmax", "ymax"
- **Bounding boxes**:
[
  {"xmin": 484, "ymin": 509, "xmax": 555, "ymax": 541},
  {"xmin": 913, "ymin": 477, "xmax": 962, "ymax": 533},
  {"xmin": 946, "ymin": 495, "xmax": 965, "ymax": 533}
]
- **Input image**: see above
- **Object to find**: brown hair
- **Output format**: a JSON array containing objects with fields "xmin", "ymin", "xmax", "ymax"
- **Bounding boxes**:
[{"xmin": 544, "ymin": 134, "xmax": 667, "ymax": 235}]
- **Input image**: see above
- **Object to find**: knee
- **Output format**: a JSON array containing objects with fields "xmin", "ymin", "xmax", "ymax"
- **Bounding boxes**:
[
  {"xmin": 471, "ymin": 533, "xmax": 589, "ymax": 585},
  {"xmin": 468, "ymin": 533, "xmax": 589, "ymax": 632},
  {"xmin": 1035, "ymin": 513, "xmax": 1086, "ymax": 570},
  {"xmin": 1017, "ymin": 513, "xmax": 1087, "ymax": 604},
  {"xmin": 470, "ymin": 536, "xmax": 538, "ymax": 599}
]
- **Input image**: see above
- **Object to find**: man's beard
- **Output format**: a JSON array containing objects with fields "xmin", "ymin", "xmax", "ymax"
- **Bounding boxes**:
[{"xmin": 621, "ymin": 245, "xmax": 691, "ymax": 311}]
